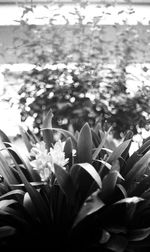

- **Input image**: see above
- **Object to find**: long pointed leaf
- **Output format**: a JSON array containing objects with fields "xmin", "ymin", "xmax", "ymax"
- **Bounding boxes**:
[
  {"xmin": 42, "ymin": 109, "xmax": 54, "ymax": 150},
  {"xmin": 0, "ymin": 199, "xmax": 16, "ymax": 209},
  {"xmin": 7, "ymin": 154, "xmax": 50, "ymax": 225},
  {"xmin": 93, "ymin": 127, "xmax": 112, "ymax": 160},
  {"xmin": 19, "ymin": 125, "xmax": 33, "ymax": 152},
  {"xmin": 73, "ymin": 190, "xmax": 104, "ymax": 228},
  {"xmin": 0, "ymin": 151, "xmax": 18, "ymax": 184},
  {"xmin": 0, "ymin": 226, "xmax": 15, "ymax": 238},
  {"xmin": 107, "ymin": 139, "xmax": 131, "ymax": 165},
  {"xmin": 54, "ymin": 163, "xmax": 76, "ymax": 205},
  {"xmin": 130, "ymin": 173, "xmax": 150, "ymax": 197},
  {"xmin": 0, "ymin": 129, "xmax": 11, "ymax": 144},
  {"xmin": 78, "ymin": 163, "xmax": 102, "ymax": 189},
  {"xmin": 122, "ymin": 140, "xmax": 150, "ymax": 177},
  {"xmin": 0, "ymin": 189, "xmax": 25, "ymax": 202},
  {"xmin": 100, "ymin": 171, "xmax": 122, "ymax": 202},
  {"xmin": 125, "ymin": 150, "xmax": 150, "ymax": 190},
  {"xmin": 129, "ymin": 227, "xmax": 150, "ymax": 241},
  {"xmin": 91, "ymin": 128, "xmax": 100, "ymax": 148},
  {"xmin": 64, "ymin": 137, "xmax": 73, "ymax": 168},
  {"xmin": 42, "ymin": 109, "xmax": 53, "ymax": 129},
  {"xmin": 6, "ymin": 145, "xmax": 40, "ymax": 182},
  {"xmin": 77, "ymin": 123, "xmax": 92, "ymax": 164}
]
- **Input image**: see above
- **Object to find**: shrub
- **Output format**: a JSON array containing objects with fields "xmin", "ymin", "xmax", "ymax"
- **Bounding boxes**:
[{"xmin": 5, "ymin": 63, "xmax": 150, "ymax": 139}]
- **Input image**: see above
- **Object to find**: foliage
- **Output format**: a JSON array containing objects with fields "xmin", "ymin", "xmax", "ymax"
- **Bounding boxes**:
[
  {"xmin": 0, "ymin": 110, "xmax": 150, "ymax": 250},
  {"xmin": 3, "ymin": 0, "xmax": 150, "ymax": 139},
  {"xmin": 12, "ymin": 1, "xmax": 150, "ymax": 66},
  {"xmin": 7, "ymin": 63, "xmax": 150, "ymax": 139}
]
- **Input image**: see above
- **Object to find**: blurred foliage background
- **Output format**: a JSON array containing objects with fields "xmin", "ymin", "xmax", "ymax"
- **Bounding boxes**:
[{"xmin": 2, "ymin": 0, "xmax": 150, "ymax": 139}]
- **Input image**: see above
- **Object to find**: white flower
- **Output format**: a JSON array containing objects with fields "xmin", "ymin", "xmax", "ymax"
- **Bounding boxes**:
[
  {"xmin": 30, "ymin": 141, "xmax": 53, "ymax": 181},
  {"xmin": 30, "ymin": 141, "xmax": 48, "ymax": 158},
  {"xmin": 30, "ymin": 140, "xmax": 69, "ymax": 181},
  {"xmin": 39, "ymin": 167, "xmax": 51, "ymax": 182},
  {"xmin": 50, "ymin": 140, "xmax": 69, "ymax": 168}
]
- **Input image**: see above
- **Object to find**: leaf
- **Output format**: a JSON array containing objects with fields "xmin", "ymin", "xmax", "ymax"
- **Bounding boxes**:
[
  {"xmin": 73, "ymin": 190, "xmax": 105, "ymax": 228},
  {"xmin": 78, "ymin": 163, "xmax": 102, "ymax": 189},
  {"xmin": 0, "ymin": 199, "xmax": 16, "ymax": 209},
  {"xmin": 19, "ymin": 125, "xmax": 33, "ymax": 152},
  {"xmin": 138, "ymin": 139, "xmax": 150, "ymax": 155},
  {"xmin": 107, "ymin": 226, "xmax": 127, "ymax": 235},
  {"xmin": 74, "ymin": 130, "xmax": 79, "ymax": 141},
  {"xmin": 54, "ymin": 164, "xmax": 76, "ymax": 205},
  {"xmin": 0, "ymin": 189, "xmax": 25, "ymax": 203},
  {"xmin": 42, "ymin": 109, "xmax": 53, "ymax": 129},
  {"xmin": 0, "ymin": 207, "xmax": 30, "ymax": 230},
  {"xmin": 94, "ymin": 122, "xmax": 103, "ymax": 136},
  {"xmin": 122, "ymin": 140, "xmax": 150, "ymax": 178},
  {"xmin": 93, "ymin": 127, "xmax": 112, "ymax": 160},
  {"xmin": 116, "ymin": 184, "xmax": 127, "ymax": 199},
  {"xmin": 128, "ymin": 227, "xmax": 150, "ymax": 241},
  {"xmin": 64, "ymin": 137, "xmax": 73, "ymax": 168},
  {"xmin": 0, "ymin": 151, "xmax": 18, "ymax": 184},
  {"xmin": 10, "ymin": 181, "xmax": 44, "ymax": 190},
  {"xmin": 130, "ymin": 173, "xmax": 150, "ymax": 197},
  {"xmin": 102, "ymin": 147, "xmax": 113, "ymax": 153},
  {"xmin": 107, "ymin": 139, "xmax": 131, "ymax": 165},
  {"xmin": 106, "ymin": 234, "xmax": 128, "ymax": 252},
  {"xmin": 116, "ymin": 197, "xmax": 144, "ymax": 205},
  {"xmin": 0, "ymin": 129, "xmax": 11, "ymax": 144},
  {"xmin": 111, "ymin": 160, "xmax": 121, "ymax": 173},
  {"xmin": 27, "ymin": 128, "xmax": 39, "ymax": 143},
  {"xmin": 0, "ymin": 226, "xmax": 15, "ymax": 238},
  {"xmin": 70, "ymin": 163, "xmax": 102, "ymax": 206},
  {"xmin": 120, "ymin": 139, "xmax": 132, "ymax": 169},
  {"xmin": 96, "ymin": 159, "xmax": 112, "ymax": 170},
  {"xmin": 99, "ymin": 229, "xmax": 111, "ymax": 244},
  {"xmin": 44, "ymin": 127, "xmax": 77, "ymax": 149},
  {"xmin": 7, "ymin": 145, "xmax": 40, "ymax": 182},
  {"xmin": 3, "ymin": 142, "xmax": 23, "ymax": 164},
  {"xmin": 77, "ymin": 123, "xmax": 92, "ymax": 164},
  {"xmin": 7, "ymin": 155, "xmax": 50, "ymax": 225},
  {"xmin": 23, "ymin": 192, "xmax": 37, "ymax": 216},
  {"xmin": 116, "ymin": 197, "xmax": 144, "ymax": 221},
  {"xmin": 41, "ymin": 109, "xmax": 54, "ymax": 150},
  {"xmin": 123, "ymin": 130, "xmax": 133, "ymax": 141},
  {"xmin": 100, "ymin": 171, "xmax": 122, "ymax": 202},
  {"xmin": 98, "ymin": 197, "xmax": 144, "ymax": 241},
  {"xmin": 125, "ymin": 150, "xmax": 150, "ymax": 190},
  {"xmin": 91, "ymin": 129, "xmax": 100, "ymax": 148}
]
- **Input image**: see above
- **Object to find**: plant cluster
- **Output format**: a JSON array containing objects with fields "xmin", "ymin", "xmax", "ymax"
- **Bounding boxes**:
[
  {"xmin": 6, "ymin": 63, "xmax": 150, "ymax": 139},
  {"xmin": 0, "ymin": 110, "xmax": 150, "ymax": 251}
]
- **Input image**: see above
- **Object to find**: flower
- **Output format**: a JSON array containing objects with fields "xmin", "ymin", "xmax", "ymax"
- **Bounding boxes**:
[
  {"xmin": 30, "ymin": 141, "xmax": 53, "ymax": 181},
  {"xmin": 50, "ymin": 140, "xmax": 69, "ymax": 168},
  {"xmin": 30, "ymin": 140, "xmax": 68, "ymax": 181},
  {"xmin": 30, "ymin": 141, "xmax": 48, "ymax": 157}
]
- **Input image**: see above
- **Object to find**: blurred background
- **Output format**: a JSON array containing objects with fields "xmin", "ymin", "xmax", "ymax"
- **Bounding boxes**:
[{"xmin": 0, "ymin": 0, "xmax": 150, "ymax": 153}]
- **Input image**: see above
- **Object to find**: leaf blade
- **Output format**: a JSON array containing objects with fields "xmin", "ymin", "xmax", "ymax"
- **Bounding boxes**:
[{"xmin": 77, "ymin": 123, "xmax": 92, "ymax": 164}]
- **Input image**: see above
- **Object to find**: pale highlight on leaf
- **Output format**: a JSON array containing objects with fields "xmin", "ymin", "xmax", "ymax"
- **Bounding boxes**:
[
  {"xmin": 93, "ymin": 127, "xmax": 112, "ymax": 160},
  {"xmin": 78, "ymin": 163, "xmax": 102, "ymax": 189}
]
